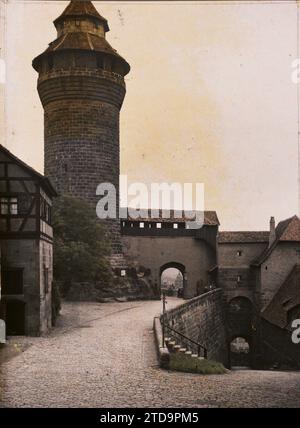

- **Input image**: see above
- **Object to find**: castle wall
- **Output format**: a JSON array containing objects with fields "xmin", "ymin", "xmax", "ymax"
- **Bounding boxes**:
[
  {"xmin": 218, "ymin": 242, "xmax": 267, "ymax": 303},
  {"xmin": 123, "ymin": 235, "xmax": 216, "ymax": 299}
]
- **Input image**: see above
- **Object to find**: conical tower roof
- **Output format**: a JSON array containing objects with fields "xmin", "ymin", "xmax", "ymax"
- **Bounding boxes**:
[
  {"xmin": 54, "ymin": 0, "xmax": 109, "ymax": 32},
  {"xmin": 32, "ymin": 0, "xmax": 130, "ymax": 75}
]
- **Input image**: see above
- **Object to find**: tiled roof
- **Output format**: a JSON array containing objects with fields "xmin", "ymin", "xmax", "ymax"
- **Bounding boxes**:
[
  {"xmin": 252, "ymin": 216, "xmax": 300, "ymax": 266},
  {"xmin": 262, "ymin": 264, "xmax": 300, "ymax": 329},
  {"xmin": 54, "ymin": 1, "xmax": 109, "ymax": 32},
  {"xmin": 277, "ymin": 216, "xmax": 300, "ymax": 241},
  {"xmin": 218, "ymin": 231, "xmax": 269, "ymax": 243},
  {"xmin": 126, "ymin": 210, "xmax": 220, "ymax": 226}
]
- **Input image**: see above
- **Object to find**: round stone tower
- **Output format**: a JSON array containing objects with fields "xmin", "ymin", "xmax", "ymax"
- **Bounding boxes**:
[{"xmin": 32, "ymin": 0, "xmax": 130, "ymax": 263}]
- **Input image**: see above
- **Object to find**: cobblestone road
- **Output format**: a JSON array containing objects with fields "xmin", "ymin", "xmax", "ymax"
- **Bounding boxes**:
[{"xmin": 1, "ymin": 298, "xmax": 300, "ymax": 408}]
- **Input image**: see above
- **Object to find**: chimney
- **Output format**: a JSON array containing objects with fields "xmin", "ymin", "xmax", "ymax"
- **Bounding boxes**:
[{"xmin": 269, "ymin": 216, "xmax": 276, "ymax": 247}]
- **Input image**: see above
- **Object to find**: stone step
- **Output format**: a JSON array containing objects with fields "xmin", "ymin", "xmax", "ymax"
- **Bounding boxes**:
[
  {"xmin": 179, "ymin": 348, "xmax": 187, "ymax": 353},
  {"xmin": 173, "ymin": 345, "xmax": 181, "ymax": 352},
  {"xmin": 168, "ymin": 341, "xmax": 176, "ymax": 348},
  {"xmin": 185, "ymin": 351, "xmax": 192, "ymax": 356},
  {"xmin": 191, "ymin": 354, "xmax": 199, "ymax": 358}
]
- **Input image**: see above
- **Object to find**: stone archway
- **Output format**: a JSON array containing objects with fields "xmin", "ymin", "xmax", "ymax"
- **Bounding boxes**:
[
  {"xmin": 160, "ymin": 262, "xmax": 186, "ymax": 297},
  {"xmin": 227, "ymin": 297, "xmax": 254, "ymax": 368}
]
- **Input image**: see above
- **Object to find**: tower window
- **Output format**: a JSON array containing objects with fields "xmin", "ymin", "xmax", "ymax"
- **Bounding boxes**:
[
  {"xmin": 237, "ymin": 275, "xmax": 242, "ymax": 283},
  {"xmin": 237, "ymin": 250, "xmax": 242, "ymax": 257},
  {"xmin": 48, "ymin": 56, "xmax": 53, "ymax": 71},
  {"xmin": 97, "ymin": 57, "xmax": 104, "ymax": 69},
  {"xmin": 75, "ymin": 20, "xmax": 80, "ymax": 27}
]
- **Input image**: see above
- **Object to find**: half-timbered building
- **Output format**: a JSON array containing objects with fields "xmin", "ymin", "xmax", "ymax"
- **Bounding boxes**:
[{"xmin": 0, "ymin": 145, "xmax": 57, "ymax": 336}]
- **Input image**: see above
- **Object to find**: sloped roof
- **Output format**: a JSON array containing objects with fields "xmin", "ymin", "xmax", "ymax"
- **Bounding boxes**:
[
  {"xmin": 45, "ymin": 31, "xmax": 123, "ymax": 58},
  {"xmin": 54, "ymin": 1, "xmax": 109, "ymax": 32},
  {"xmin": 252, "ymin": 215, "xmax": 300, "ymax": 266},
  {"xmin": 262, "ymin": 264, "xmax": 300, "ymax": 329},
  {"xmin": 126, "ymin": 210, "xmax": 220, "ymax": 226},
  {"xmin": 0, "ymin": 145, "xmax": 57, "ymax": 197},
  {"xmin": 218, "ymin": 231, "xmax": 269, "ymax": 243}
]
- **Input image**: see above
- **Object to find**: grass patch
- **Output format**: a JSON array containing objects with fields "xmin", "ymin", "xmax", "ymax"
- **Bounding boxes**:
[{"xmin": 169, "ymin": 352, "xmax": 226, "ymax": 375}]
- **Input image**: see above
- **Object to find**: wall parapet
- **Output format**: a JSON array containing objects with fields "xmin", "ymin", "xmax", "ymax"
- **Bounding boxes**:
[{"xmin": 157, "ymin": 289, "xmax": 228, "ymax": 366}]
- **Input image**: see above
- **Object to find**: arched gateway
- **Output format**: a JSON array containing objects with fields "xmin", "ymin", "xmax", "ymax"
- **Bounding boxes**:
[
  {"xmin": 160, "ymin": 262, "xmax": 186, "ymax": 296},
  {"xmin": 121, "ymin": 210, "xmax": 219, "ymax": 298}
]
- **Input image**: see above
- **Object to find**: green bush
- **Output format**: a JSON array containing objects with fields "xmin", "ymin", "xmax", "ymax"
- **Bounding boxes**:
[{"xmin": 52, "ymin": 195, "xmax": 112, "ymax": 296}]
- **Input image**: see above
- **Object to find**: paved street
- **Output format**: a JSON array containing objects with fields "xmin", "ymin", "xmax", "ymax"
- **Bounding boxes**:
[{"xmin": 1, "ymin": 298, "xmax": 300, "ymax": 408}]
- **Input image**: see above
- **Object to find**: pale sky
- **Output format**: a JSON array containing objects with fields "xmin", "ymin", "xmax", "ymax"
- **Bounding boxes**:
[{"xmin": 1, "ymin": 0, "xmax": 299, "ymax": 230}]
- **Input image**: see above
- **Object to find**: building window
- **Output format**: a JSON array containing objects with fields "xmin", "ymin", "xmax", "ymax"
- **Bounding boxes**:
[
  {"xmin": 237, "ymin": 275, "xmax": 242, "ymax": 283},
  {"xmin": 0, "ymin": 197, "xmax": 18, "ymax": 215},
  {"xmin": 43, "ymin": 266, "xmax": 49, "ymax": 294},
  {"xmin": 237, "ymin": 250, "xmax": 242, "ymax": 257},
  {"xmin": 156, "ymin": 223, "xmax": 162, "ymax": 229},
  {"xmin": 139, "ymin": 222, "xmax": 144, "ymax": 228},
  {"xmin": 173, "ymin": 223, "xmax": 178, "ymax": 229},
  {"xmin": 120, "ymin": 269, "xmax": 126, "ymax": 277}
]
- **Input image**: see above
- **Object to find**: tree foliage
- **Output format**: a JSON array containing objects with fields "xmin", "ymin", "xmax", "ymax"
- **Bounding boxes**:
[{"xmin": 52, "ymin": 195, "xmax": 112, "ymax": 293}]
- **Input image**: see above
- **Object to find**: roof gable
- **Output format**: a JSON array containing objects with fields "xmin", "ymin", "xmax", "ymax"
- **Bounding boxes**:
[
  {"xmin": 0, "ymin": 145, "xmax": 57, "ymax": 197},
  {"xmin": 262, "ymin": 264, "xmax": 300, "ymax": 329},
  {"xmin": 278, "ymin": 216, "xmax": 300, "ymax": 242},
  {"xmin": 252, "ymin": 215, "xmax": 300, "ymax": 266}
]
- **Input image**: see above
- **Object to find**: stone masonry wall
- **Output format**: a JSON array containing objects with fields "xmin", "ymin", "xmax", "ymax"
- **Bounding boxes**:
[{"xmin": 163, "ymin": 289, "xmax": 228, "ymax": 365}]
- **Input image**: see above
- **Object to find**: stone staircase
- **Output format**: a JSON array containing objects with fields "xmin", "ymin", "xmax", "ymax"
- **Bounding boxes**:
[{"xmin": 165, "ymin": 336, "xmax": 205, "ymax": 361}]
